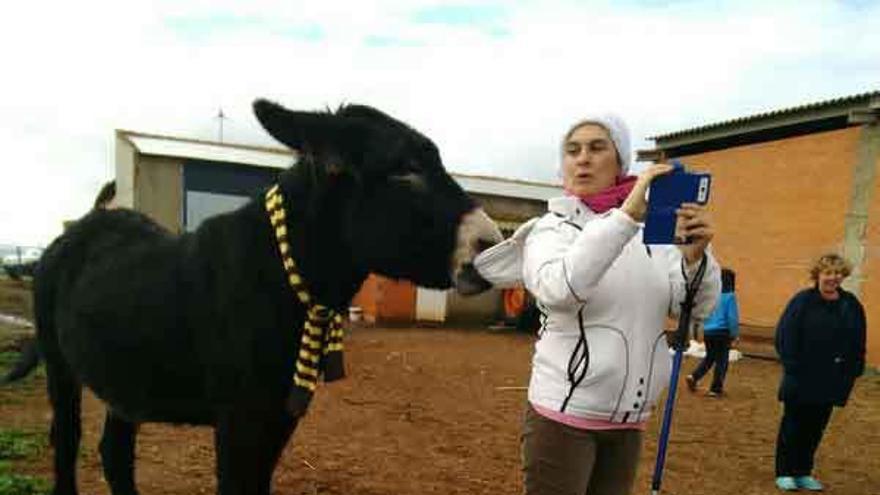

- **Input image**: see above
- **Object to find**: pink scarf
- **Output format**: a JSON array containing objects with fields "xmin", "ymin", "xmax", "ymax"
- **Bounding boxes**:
[{"xmin": 566, "ymin": 175, "xmax": 637, "ymax": 214}]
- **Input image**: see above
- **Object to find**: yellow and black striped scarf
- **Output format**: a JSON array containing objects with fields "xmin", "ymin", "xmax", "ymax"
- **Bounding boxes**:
[{"xmin": 265, "ymin": 184, "xmax": 345, "ymax": 415}]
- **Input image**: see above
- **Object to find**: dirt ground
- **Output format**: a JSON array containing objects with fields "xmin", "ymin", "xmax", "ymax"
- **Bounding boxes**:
[{"xmin": 1, "ymin": 278, "xmax": 879, "ymax": 494}]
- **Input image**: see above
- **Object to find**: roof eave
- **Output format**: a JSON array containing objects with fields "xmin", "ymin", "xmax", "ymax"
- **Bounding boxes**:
[
  {"xmin": 115, "ymin": 129, "xmax": 562, "ymax": 201},
  {"xmin": 650, "ymin": 92, "xmax": 880, "ymax": 149}
]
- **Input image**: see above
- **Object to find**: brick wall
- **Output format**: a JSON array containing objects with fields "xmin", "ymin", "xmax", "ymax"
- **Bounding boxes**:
[{"xmin": 676, "ymin": 127, "xmax": 862, "ymax": 338}]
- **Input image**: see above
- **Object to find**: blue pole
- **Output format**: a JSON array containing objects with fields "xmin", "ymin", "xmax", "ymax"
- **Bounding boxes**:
[{"xmin": 651, "ymin": 346, "xmax": 685, "ymax": 494}]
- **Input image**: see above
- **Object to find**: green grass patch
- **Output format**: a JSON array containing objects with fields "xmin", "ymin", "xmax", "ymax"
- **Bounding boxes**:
[
  {"xmin": 0, "ymin": 469, "xmax": 50, "ymax": 495},
  {"xmin": 0, "ymin": 431, "xmax": 49, "ymax": 495},
  {"xmin": 0, "ymin": 472, "xmax": 49, "ymax": 494},
  {"xmin": 0, "ymin": 430, "xmax": 45, "ymax": 461},
  {"xmin": 0, "ymin": 352, "xmax": 20, "ymax": 370}
]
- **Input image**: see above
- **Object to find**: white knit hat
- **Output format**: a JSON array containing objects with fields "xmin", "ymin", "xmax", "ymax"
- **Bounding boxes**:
[{"xmin": 562, "ymin": 113, "xmax": 632, "ymax": 176}]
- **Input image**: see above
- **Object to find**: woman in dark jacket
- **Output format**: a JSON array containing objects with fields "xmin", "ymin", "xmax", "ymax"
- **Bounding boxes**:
[{"xmin": 773, "ymin": 253, "xmax": 866, "ymax": 492}]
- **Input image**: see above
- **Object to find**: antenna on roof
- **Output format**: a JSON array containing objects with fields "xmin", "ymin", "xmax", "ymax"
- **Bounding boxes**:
[{"xmin": 216, "ymin": 107, "xmax": 227, "ymax": 143}]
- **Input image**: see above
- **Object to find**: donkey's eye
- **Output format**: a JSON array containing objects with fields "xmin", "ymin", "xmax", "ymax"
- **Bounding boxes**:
[
  {"xmin": 388, "ymin": 172, "xmax": 426, "ymax": 189},
  {"xmin": 403, "ymin": 158, "xmax": 422, "ymax": 173}
]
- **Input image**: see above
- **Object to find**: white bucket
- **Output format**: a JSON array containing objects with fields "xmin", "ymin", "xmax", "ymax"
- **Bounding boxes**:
[{"xmin": 348, "ymin": 306, "xmax": 363, "ymax": 322}]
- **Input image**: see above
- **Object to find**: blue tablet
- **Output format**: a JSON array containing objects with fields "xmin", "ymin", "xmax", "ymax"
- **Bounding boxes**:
[{"xmin": 643, "ymin": 160, "xmax": 711, "ymax": 245}]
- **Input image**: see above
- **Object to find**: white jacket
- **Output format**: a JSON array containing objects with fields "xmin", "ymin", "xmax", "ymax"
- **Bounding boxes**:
[{"xmin": 476, "ymin": 196, "xmax": 720, "ymax": 424}]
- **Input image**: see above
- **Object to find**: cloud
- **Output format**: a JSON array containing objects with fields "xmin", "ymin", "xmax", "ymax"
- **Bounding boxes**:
[
  {"xmin": 0, "ymin": 0, "xmax": 878, "ymax": 246},
  {"xmin": 166, "ymin": 14, "xmax": 326, "ymax": 42},
  {"xmin": 411, "ymin": 3, "xmax": 507, "ymax": 25},
  {"xmin": 410, "ymin": 2, "xmax": 511, "ymax": 36},
  {"xmin": 363, "ymin": 35, "xmax": 424, "ymax": 48}
]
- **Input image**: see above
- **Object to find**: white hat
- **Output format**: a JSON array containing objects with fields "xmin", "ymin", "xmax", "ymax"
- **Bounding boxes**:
[{"xmin": 562, "ymin": 113, "xmax": 632, "ymax": 176}]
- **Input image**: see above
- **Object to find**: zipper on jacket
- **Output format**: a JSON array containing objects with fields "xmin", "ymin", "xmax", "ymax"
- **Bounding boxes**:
[
  {"xmin": 536, "ymin": 302, "xmax": 548, "ymax": 338},
  {"xmin": 560, "ymin": 305, "xmax": 589, "ymax": 413}
]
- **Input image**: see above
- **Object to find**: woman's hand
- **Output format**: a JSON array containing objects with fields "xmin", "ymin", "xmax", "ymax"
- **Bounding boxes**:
[
  {"xmin": 620, "ymin": 163, "xmax": 674, "ymax": 222},
  {"xmin": 676, "ymin": 203, "xmax": 714, "ymax": 265}
]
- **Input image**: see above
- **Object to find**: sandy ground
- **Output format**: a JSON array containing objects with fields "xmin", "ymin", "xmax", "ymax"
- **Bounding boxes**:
[{"xmin": 2, "ymin": 315, "xmax": 879, "ymax": 495}]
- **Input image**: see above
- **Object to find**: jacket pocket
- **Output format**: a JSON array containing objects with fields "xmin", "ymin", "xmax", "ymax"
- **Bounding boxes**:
[{"xmin": 575, "ymin": 326, "xmax": 629, "ymax": 412}]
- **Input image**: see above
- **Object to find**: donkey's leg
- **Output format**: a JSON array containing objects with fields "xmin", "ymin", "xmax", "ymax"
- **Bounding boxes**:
[
  {"xmin": 252, "ymin": 410, "xmax": 298, "ymax": 494},
  {"xmin": 99, "ymin": 410, "xmax": 140, "ymax": 495},
  {"xmin": 46, "ymin": 360, "xmax": 82, "ymax": 495},
  {"xmin": 214, "ymin": 408, "xmax": 298, "ymax": 495}
]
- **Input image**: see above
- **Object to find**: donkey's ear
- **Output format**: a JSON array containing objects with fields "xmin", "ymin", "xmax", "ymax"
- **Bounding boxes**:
[
  {"xmin": 337, "ymin": 104, "xmax": 395, "ymax": 124},
  {"xmin": 253, "ymin": 99, "xmax": 350, "ymax": 152}
]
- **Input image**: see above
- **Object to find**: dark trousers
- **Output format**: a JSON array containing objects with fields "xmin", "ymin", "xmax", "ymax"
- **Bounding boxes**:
[
  {"xmin": 691, "ymin": 332, "xmax": 731, "ymax": 393},
  {"xmin": 775, "ymin": 402, "xmax": 833, "ymax": 477},
  {"xmin": 521, "ymin": 404, "xmax": 642, "ymax": 495}
]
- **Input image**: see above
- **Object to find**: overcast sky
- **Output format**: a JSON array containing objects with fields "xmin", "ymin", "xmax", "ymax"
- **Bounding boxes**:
[{"xmin": 1, "ymin": 0, "xmax": 878, "ymax": 247}]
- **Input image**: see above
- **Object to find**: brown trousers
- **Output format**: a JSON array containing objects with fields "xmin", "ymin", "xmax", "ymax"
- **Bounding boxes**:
[{"xmin": 521, "ymin": 404, "xmax": 643, "ymax": 495}]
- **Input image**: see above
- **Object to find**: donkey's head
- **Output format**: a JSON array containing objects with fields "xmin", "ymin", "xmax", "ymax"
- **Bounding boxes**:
[{"xmin": 253, "ymin": 99, "xmax": 501, "ymax": 293}]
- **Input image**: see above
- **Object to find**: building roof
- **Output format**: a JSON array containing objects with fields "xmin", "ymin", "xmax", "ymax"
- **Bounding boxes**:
[
  {"xmin": 651, "ymin": 91, "xmax": 880, "ymax": 141},
  {"xmin": 118, "ymin": 129, "xmax": 294, "ymax": 169},
  {"xmin": 452, "ymin": 173, "xmax": 561, "ymax": 202},
  {"xmin": 643, "ymin": 91, "xmax": 880, "ymax": 158},
  {"xmin": 117, "ymin": 129, "xmax": 562, "ymax": 202}
]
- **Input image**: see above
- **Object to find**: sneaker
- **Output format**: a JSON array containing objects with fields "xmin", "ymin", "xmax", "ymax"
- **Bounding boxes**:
[
  {"xmin": 775, "ymin": 476, "xmax": 798, "ymax": 491},
  {"xmin": 795, "ymin": 476, "xmax": 824, "ymax": 491},
  {"xmin": 706, "ymin": 390, "xmax": 724, "ymax": 398},
  {"xmin": 685, "ymin": 375, "xmax": 697, "ymax": 392}
]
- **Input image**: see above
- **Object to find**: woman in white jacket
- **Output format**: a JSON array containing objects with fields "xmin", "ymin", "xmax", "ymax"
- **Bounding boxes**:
[{"xmin": 515, "ymin": 115, "xmax": 720, "ymax": 495}]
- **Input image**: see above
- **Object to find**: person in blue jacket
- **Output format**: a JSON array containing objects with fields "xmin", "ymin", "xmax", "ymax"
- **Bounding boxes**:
[
  {"xmin": 773, "ymin": 253, "xmax": 866, "ymax": 492},
  {"xmin": 686, "ymin": 267, "xmax": 739, "ymax": 397}
]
